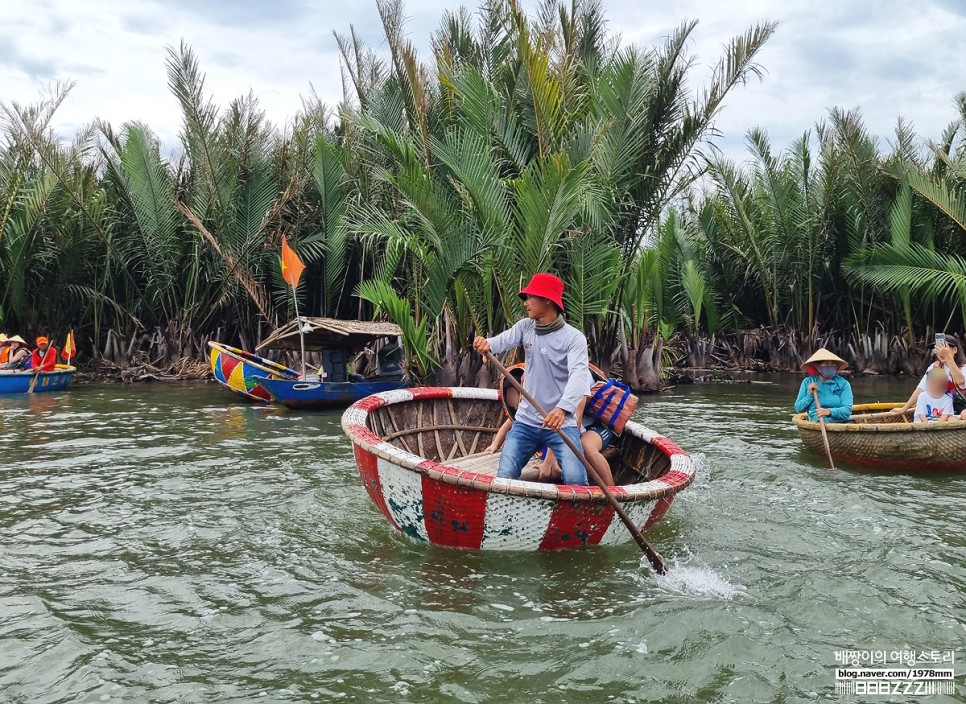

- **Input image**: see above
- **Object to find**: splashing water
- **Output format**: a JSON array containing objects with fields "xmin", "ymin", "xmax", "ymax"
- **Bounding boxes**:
[
  {"xmin": 689, "ymin": 452, "xmax": 711, "ymax": 487},
  {"xmin": 643, "ymin": 553, "xmax": 746, "ymax": 600}
]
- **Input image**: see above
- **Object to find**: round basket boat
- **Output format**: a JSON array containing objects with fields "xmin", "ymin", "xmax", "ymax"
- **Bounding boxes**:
[
  {"xmin": 0, "ymin": 365, "xmax": 76, "ymax": 394},
  {"xmin": 794, "ymin": 402, "xmax": 966, "ymax": 471},
  {"xmin": 341, "ymin": 387, "xmax": 695, "ymax": 551},
  {"xmin": 208, "ymin": 341, "xmax": 298, "ymax": 402}
]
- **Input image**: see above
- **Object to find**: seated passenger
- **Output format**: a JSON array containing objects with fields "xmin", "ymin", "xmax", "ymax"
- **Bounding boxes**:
[
  {"xmin": 916, "ymin": 367, "xmax": 955, "ymax": 422},
  {"xmin": 893, "ymin": 337, "xmax": 966, "ymax": 419},
  {"xmin": 1, "ymin": 336, "xmax": 29, "ymax": 370}
]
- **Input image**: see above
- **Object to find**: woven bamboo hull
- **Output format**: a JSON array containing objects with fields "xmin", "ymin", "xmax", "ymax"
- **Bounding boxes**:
[
  {"xmin": 208, "ymin": 342, "xmax": 298, "ymax": 402},
  {"xmin": 0, "ymin": 365, "xmax": 75, "ymax": 394},
  {"xmin": 342, "ymin": 387, "xmax": 694, "ymax": 551},
  {"xmin": 794, "ymin": 402, "xmax": 966, "ymax": 471}
]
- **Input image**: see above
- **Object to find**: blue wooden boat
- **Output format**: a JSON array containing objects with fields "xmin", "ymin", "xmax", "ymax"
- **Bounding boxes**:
[
  {"xmin": 259, "ymin": 377, "xmax": 409, "ymax": 409},
  {"xmin": 255, "ymin": 317, "xmax": 409, "ymax": 410},
  {"xmin": 0, "ymin": 365, "xmax": 76, "ymax": 394}
]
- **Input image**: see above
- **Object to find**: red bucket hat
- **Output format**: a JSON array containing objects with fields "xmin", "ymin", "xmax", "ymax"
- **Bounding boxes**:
[{"xmin": 519, "ymin": 273, "xmax": 565, "ymax": 312}]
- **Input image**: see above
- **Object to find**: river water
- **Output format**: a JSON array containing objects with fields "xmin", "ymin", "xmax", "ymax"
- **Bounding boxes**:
[{"xmin": 0, "ymin": 377, "xmax": 963, "ymax": 703}]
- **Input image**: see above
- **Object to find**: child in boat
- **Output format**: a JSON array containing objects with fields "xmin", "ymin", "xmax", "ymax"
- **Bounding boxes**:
[
  {"xmin": 915, "ymin": 367, "xmax": 955, "ymax": 422},
  {"xmin": 482, "ymin": 366, "xmax": 587, "ymax": 482},
  {"xmin": 794, "ymin": 348, "xmax": 853, "ymax": 422},
  {"xmin": 473, "ymin": 273, "xmax": 591, "ymax": 485}
]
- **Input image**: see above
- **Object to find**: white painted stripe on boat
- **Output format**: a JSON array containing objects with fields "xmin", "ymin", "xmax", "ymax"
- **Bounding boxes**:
[
  {"xmin": 481, "ymin": 492, "xmax": 554, "ymax": 550},
  {"xmin": 449, "ymin": 387, "xmax": 499, "ymax": 400},
  {"xmin": 377, "ymin": 456, "xmax": 428, "ymax": 542},
  {"xmin": 598, "ymin": 499, "xmax": 658, "ymax": 545},
  {"xmin": 626, "ymin": 422, "xmax": 658, "ymax": 443},
  {"xmin": 342, "ymin": 407, "xmax": 367, "ymax": 427},
  {"xmin": 670, "ymin": 453, "xmax": 693, "ymax": 474},
  {"xmin": 377, "ymin": 389, "xmax": 415, "ymax": 405}
]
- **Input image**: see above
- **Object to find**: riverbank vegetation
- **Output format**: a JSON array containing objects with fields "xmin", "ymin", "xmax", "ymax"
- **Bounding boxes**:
[{"xmin": 2, "ymin": 0, "xmax": 965, "ymax": 388}]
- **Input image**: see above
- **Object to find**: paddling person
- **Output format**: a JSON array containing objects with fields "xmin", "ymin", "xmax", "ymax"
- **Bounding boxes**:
[
  {"xmin": 473, "ymin": 273, "xmax": 591, "ymax": 485},
  {"xmin": 29, "ymin": 337, "xmax": 58, "ymax": 373},
  {"xmin": 0, "ymin": 336, "xmax": 29, "ymax": 370},
  {"xmin": 794, "ymin": 348, "xmax": 853, "ymax": 422}
]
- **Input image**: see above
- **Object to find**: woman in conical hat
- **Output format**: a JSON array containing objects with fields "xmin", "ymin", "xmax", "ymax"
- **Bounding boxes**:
[
  {"xmin": 0, "ymin": 335, "xmax": 29, "ymax": 370},
  {"xmin": 794, "ymin": 348, "xmax": 853, "ymax": 423}
]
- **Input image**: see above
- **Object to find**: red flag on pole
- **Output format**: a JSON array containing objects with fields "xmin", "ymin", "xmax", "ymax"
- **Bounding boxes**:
[
  {"xmin": 280, "ymin": 236, "xmax": 305, "ymax": 287},
  {"xmin": 62, "ymin": 331, "xmax": 76, "ymax": 361}
]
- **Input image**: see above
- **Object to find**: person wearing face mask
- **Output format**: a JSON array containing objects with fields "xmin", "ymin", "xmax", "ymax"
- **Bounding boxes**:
[{"xmin": 794, "ymin": 348, "xmax": 853, "ymax": 422}]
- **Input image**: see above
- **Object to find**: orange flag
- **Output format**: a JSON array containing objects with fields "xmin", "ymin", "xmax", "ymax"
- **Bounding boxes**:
[
  {"xmin": 280, "ymin": 236, "xmax": 305, "ymax": 287},
  {"xmin": 62, "ymin": 331, "xmax": 76, "ymax": 360}
]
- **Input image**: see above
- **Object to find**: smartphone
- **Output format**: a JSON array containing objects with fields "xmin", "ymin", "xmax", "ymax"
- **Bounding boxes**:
[{"xmin": 936, "ymin": 332, "xmax": 947, "ymax": 346}]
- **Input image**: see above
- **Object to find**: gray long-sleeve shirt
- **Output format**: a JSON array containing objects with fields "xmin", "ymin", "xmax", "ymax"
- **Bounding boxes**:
[{"xmin": 487, "ymin": 318, "xmax": 590, "ymax": 428}]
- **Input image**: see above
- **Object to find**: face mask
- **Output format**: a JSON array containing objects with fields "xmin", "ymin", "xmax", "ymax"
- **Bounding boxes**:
[{"xmin": 818, "ymin": 364, "xmax": 838, "ymax": 378}]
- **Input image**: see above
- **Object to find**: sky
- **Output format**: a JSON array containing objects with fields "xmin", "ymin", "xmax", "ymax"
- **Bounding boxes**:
[{"xmin": 2, "ymin": 0, "xmax": 965, "ymax": 163}]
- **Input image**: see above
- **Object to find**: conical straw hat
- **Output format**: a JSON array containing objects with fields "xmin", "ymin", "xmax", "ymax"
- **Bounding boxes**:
[
  {"xmin": 0, "ymin": 334, "xmax": 6, "ymax": 344},
  {"xmin": 6, "ymin": 335, "xmax": 26, "ymax": 346},
  {"xmin": 801, "ymin": 348, "xmax": 847, "ymax": 372}
]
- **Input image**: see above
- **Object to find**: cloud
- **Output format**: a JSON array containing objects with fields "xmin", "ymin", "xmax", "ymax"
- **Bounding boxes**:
[{"xmin": 0, "ymin": 0, "xmax": 963, "ymax": 168}]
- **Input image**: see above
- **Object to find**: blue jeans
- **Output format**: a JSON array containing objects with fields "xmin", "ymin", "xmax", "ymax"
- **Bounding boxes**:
[{"xmin": 497, "ymin": 422, "xmax": 587, "ymax": 485}]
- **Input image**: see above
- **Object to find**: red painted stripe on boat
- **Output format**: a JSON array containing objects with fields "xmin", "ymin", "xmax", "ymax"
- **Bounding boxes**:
[
  {"xmin": 643, "ymin": 496, "xmax": 675, "ymax": 530},
  {"xmin": 419, "ymin": 472, "xmax": 487, "ymax": 548},
  {"xmin": 353, "ymin": 395, "xmax": 387, "ymax": 412},
  {"xmin": 538, "ymin": 501, "xmax": 616, "ymax": 550},
  {"xmin": 650, "ymin": 436, "xmax": 685, "ymax": 457},
  {"xmin": 250, "ymin": 384, "xmax": 271, "ymax": 401},
  {"xmin": 345, "ymin": 424, "xmax": 384, "ymax": 447},
  {"xmin": 409, "ymin": 387, "xmax": 451, "ymax": 400},
  {"xmin": 220, "ymin": 353, "xmax": 240, "ymax": 378},
  {"xmin": 354, "ymin": 446, "xmax": 399, "ymax": 530}
]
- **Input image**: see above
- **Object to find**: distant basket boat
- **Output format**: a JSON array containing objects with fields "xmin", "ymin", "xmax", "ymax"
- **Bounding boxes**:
[
  {"xmin": 794, "ymin": 402, "xmax": 966, "ymax": 471},
  {"xmin": 342, "ymin": 387, "xmax": 694, "ymax": 551},
  {"xmin": 208, "ymin": 342, "xmax": 298, "ymax": 402},
  {"xmin": 0, "ymin": 365, "xmax": 76, "ymax": 394}
]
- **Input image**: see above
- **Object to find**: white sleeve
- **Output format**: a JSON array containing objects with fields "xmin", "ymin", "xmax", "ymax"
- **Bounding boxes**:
[{"xmin": 942, "ymin": 395, "xmax": 956, "ymax": 415}]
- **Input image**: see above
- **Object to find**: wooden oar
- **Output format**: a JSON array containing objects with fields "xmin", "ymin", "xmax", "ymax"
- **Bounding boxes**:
[
  {"xmin": 484, "ymin": 350, "xmax": 667, "ymax": 575},
  {"xmin": 811, "ymin": 389, "xmax": 835, "ymax": 470},
  {"xmin": 850, "ymin": 410, "xmax": 912, "ymax": 421}
]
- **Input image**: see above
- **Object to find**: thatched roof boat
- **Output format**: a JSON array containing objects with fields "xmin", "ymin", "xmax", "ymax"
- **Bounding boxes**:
[
  {"xmin": 342, "ymin": 387, "xmax": 694, "ymax": 550},
  {"xmin": 794, "ymin": 402, "xmax": 966, "ymax": 471}
]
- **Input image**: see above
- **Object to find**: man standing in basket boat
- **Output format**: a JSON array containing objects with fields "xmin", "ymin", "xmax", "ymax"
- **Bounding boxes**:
[
  {"xmin": 473, "ymin": 273, "xmax": 591, "ymax": 485},
  {"xmin": 794, "ymin": 348, "xmax": 853, "ymax": 422}
]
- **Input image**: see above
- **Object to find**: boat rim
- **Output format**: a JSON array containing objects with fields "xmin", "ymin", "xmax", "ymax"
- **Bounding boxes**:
[
  {"xmin": 793, "ymin": 402, "xmax": 966, "ymax": 432},
  {"xmin": 342, "ymin": 386, "xmax": 694, "ymax": 503},
  {"xmin": 0, "ymin": 365, "xmax": 76, "ymax": 376}
]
